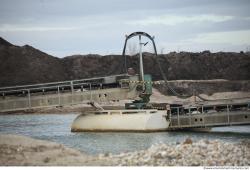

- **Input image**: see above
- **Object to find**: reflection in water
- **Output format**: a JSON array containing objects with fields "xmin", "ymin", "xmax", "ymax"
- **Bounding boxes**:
[{"xmin": 0, "ymin": 114, "xmax": 250, "ymax": 155}]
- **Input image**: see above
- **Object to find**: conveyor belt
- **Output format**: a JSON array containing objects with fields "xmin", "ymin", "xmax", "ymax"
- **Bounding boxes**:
[{"xmin": 169, "ymin": 102, "xmax": 250, "ymax": 129}]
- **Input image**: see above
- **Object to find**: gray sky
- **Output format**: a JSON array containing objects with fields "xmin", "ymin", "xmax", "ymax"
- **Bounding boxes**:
[{"xmin": 0, "ymin": 0, "xmax": 250, "ymax": 57}]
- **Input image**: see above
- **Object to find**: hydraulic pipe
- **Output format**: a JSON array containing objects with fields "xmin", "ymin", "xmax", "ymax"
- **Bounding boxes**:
[{"xmin": 139, "ymin": 35, "xmax": 144, "ymax": 82}]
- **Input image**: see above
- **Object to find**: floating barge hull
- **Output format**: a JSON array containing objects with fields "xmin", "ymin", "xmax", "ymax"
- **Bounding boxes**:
[{"xmin": 71, "ymin": 109, "xmax": 170, "ymax": 132}]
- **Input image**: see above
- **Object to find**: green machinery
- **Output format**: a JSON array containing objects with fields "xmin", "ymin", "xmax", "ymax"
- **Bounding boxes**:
[
  {"xmin": 125, "ymin": 74, "xmax": 152, "ymax": 109},
  {"xmin": 122, "ymin": 32, "xmax": 157, "ymax": 109}
]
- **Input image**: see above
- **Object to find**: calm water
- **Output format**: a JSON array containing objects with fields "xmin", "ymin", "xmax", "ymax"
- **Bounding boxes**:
[{"xmin": 0, "ymin": 114, "xmax": 250, "ymax": 155}]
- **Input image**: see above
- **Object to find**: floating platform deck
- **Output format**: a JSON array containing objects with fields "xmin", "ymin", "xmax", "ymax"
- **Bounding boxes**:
[{"xmin": 169, "ymin": 102, "xmax": 250, "ymax": 129}]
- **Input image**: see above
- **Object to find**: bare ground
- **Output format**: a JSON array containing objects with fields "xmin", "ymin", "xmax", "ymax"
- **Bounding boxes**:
[
  {"xmin": 0, "ymin": 134, "xmax": 109, "ymax": 166},
  {"xmin": 1, "ymin": 134, "xmax": 249, "ymax": 166}
]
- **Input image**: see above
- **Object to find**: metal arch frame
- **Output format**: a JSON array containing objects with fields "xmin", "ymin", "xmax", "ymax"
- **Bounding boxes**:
[
  {"xmin": 122, "ymin": 32, "xmax": 158, "ymax": 73},
  {"xmin": 121, "ymin": 33, "xmax": 209, "ymax": 100},
  {"xmin": 121, "ymin": 32, "xmax": 194, "ymax": 99}
]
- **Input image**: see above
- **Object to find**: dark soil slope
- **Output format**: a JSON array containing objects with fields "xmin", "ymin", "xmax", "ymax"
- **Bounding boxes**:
[
  {"xmin": 0, "ymin": 37, "xmax": 249, "ymax": 87},
  {"xmin": 62, "ymin": 54, "xmax": 124, "ymax": 80},
  {"xmin": 0, "ymin": 38, "xmax": 66, "ymax": 87}
]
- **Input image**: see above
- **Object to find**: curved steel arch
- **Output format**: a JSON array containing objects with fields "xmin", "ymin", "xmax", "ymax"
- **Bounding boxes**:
[
  {"xmin": 121, "ymin": 32, "xmax": 208, "ymax": 100},
  {"xmin": 122, "ymin": 32, "xmax": 158, "ymax": 73}
]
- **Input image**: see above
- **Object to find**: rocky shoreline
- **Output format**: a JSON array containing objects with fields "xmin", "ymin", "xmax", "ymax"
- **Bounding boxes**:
[
  {"xmin": 0, "ymin": 134, "xmax": 249, "ymax": 166},
  {"xmin": 0, "ymin": 134, "xmax": 93, "ymax": 166},
  {"xmin": 96, "ymin": 138, "xmax": 250, "ymax": 166}
]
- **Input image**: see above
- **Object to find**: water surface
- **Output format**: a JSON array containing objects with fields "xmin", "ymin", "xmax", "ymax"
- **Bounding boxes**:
[{"xmin": 0, "ymin": 114, "xmax": 249, "ymax": 155}]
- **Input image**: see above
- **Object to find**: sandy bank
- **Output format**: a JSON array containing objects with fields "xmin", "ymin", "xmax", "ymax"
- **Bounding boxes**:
[
  {"xmin": 0, "ymin": 134, "xmax": 99, "ymax": 166},
  {"xmin": 0, "ymin": 134, "xmax": 249, "ymax": 166}
]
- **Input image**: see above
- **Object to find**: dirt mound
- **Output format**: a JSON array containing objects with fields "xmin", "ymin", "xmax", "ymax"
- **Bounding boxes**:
[
  {"xmin": 154, "ymin": 80, "xmax": 250, "ymax": 96},
  {"xmin": 0, "ymin": 37, "xmax": 13, "ymax": 46},
  {"xmin": 0, "ymin": 37, "xmax": 249, "ymax": 88},
  {"xmin": 0, "ymin": 40, "xmax": 66, "ymax": 87},
  {"xmin": 140, "ymin": 51, "xmax": 250, "ymax": 80},
  {"xmin": 62, "ymin": 54, "xmax": 124, "ymax": 80}
]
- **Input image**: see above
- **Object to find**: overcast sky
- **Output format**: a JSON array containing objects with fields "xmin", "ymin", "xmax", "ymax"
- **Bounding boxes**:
[{"xmin": 0, "ymin": 0, "xmax": 250, "ymax": 57}]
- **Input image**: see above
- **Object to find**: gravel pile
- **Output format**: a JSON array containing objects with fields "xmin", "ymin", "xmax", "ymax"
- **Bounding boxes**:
[
  {"xmin": 97, "ymin": 138, "xmax": 250, "ymax": 166},
  {"xmin": 1, "ymin": 134, "xmax": 249, "ymax": 166}
]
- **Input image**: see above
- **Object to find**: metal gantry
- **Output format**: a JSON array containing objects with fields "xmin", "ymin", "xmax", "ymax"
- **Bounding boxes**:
[
  {"xmin": 0, "ymin": 74, "xmax": 139, "ymax": 112},
  {"xmin": 169, "ymin": 102, "xmax": 250, "ymax": 129}
]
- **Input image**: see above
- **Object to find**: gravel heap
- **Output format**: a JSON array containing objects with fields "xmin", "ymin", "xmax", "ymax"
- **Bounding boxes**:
[
  {"xmin": 97, "ymin": 138, "xmax": 250, "ymax": 166},
  {"xmin": 1, "ymin": 134, "xmax": 249, "ymax": 166}
]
